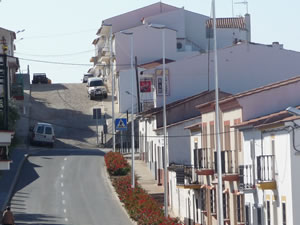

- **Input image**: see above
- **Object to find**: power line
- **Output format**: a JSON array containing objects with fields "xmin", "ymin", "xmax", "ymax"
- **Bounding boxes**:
[
  {"xmin": 18, "ymin": 57, "xmax": 93, "ymax": 66},
  {"xmin": 15, "ymin": 49, "xmax": 94, "ymax": 58}
]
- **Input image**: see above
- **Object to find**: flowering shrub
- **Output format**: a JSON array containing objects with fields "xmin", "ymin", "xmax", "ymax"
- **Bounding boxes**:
[
  {"xmin": 112, "ymin": 175, "xmax": 182, "ymax": 225},
  {"xmin": 105, "ymin": 151, "xmax": 130, "ymax": 176}
]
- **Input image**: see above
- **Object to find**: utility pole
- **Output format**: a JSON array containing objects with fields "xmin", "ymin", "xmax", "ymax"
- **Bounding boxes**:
[{"xmin": 134, "ymin": 56, "xmax": 141, "ymax": 113}]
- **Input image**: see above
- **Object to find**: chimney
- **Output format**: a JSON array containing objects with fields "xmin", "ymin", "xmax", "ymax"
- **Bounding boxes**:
[
  {"xmin": 272, "ymin": 42, "xmax": 283, "ymax": 49},
  {"xmin": 245, "ymin": 13, "xmax": 251, "ymax": 42}
]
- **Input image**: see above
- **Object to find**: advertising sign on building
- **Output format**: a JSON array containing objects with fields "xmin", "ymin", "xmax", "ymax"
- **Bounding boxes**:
[{"xmin": 140, "ymin": 80, "xmax": 152, "ymax": 93}]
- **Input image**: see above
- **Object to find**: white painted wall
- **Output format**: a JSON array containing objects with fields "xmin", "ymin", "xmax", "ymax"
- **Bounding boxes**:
[
  {"xmin": 238, "ymin": 80, "xmax": 300, "ymax": 121},
  {"xmin": 156, "ymin": 117, "xmax": 202, "ymax": 165},
  {"xmin": 242, "ymin": 126, "xmax": 296, "ymax": 225},
  {"xmin": 143, "ymin": 42, "xmax": 300, "ymax": 108}
]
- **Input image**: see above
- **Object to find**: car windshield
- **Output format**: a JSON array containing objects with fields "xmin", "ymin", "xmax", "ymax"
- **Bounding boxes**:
[{"xmin": 90, "ymin": 80, "xmax": 104, "ymax": 86}]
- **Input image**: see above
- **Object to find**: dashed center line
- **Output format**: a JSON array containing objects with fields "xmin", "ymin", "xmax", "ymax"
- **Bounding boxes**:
[
  {"xmin": 61, "ymin": 191, "xmax": 64, "ymax": 196},
  {"xmin": 61, "ymin": 174, "xmax": 64, "ymax": 178},
  {"xmin": 61, "ymin": 166, "xmax": 64, "ymax": 170},
  {"xmin": 62, "ymin": 200, "xmax": 66, "ymax": 205},
  {"xmin": 64, "ymin": 157, "xmax": 67, "ymax": 161},
  {"xmin": 64, "ymin": 209, "xmax": 67, "ymax": 213},
  {"xmin": 61, "ymin": 182, "xmax": 64, "ymax": 187}
]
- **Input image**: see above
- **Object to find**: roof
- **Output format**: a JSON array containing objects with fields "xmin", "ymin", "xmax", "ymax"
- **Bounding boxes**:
[
  {"xmin": 140, "ymin": 90, "xmax": 231, "ymax": 117},
  {"xmin": 139, "ymin": 58, "xmax": 175, "ymax": 70},
  {"xmin": 206, "ymin": 17, "xmax": 246, "ymax": 29},
  {"xmin": 196, "ymin": 75, "xmax": 300, "ymax": 110},
  {"xmin": 235, "ymin": 106, "xmax": 300, "ymax": 129},
  {"xmin": 184, "ymin": 122, "xmax": 202, "ymax": 130}
]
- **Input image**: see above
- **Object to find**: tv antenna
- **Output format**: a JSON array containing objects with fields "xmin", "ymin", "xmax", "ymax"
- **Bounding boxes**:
[{"xmin": 234, "ymin": 0, "xmax": 249, "ymax": 15}]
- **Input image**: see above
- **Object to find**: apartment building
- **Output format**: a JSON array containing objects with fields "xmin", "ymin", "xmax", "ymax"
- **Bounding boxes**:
[{"xmin": 170, "ymin": 76, "xmax": 300, "ymax": 224}]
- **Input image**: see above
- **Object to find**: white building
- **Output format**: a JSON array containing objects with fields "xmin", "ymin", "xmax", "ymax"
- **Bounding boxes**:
[
  {"xmin": 237, "ymin": 107, "xmax": 300, "ymax": 225},
  {"xmin": 169, "ymin": 75, "xmax": 300, "ymax": 224},
  {"xmin": 137, "ymin": 42, "xmax": 300, "ymax": 110},
  {"xmin": 0, "ymin": 27, "xmax": 19, "ymax": 98},
  {"xmin": 90, "ymin": 2, "xmax": 250, "ymax": 113}
]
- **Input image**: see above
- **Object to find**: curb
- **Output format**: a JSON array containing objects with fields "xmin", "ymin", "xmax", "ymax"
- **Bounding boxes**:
[
  {"xmin": 102, "ymin": 160, "xmax": 137, "ymax": 225},
  {"xmin": 1, "ymin": 153, "xmax": 30, "ymax": 212}
]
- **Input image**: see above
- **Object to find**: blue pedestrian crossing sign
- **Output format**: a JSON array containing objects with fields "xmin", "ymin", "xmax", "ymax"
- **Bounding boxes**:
[{"xmin": 115, "ymin": 118, "xmax": 127, "ymax": 130}]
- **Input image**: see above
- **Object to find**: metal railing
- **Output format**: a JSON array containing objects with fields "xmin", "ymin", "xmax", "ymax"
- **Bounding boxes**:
[
  {"xmin": 176, "ymin": 165, "xmax": 197, "ymax": 185},
  {"xmin": 239, "ymin": 165, "xmax": 255, "ymax": 189},
  {"xmin": 214, "ymin": 150, "xmax": 238, "ymax": 174},
  {"xmin": 194, "ymin": 148, "xmax": 214, "ymax": 170},
  {"xmin": 257, "ymin": 155, "xmax": 275, "ymax": 182}
]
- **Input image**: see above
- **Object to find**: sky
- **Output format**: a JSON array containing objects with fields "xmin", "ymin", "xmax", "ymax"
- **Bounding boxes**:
[{"xmin": 0, "ymin": 0, "xmax": 299, "ymax": 84}]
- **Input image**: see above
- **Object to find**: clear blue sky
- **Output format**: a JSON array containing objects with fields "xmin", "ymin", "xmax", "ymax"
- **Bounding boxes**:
[{"xmin": 0, "ymin": 0, "xmax": 299, "ymax": 83}]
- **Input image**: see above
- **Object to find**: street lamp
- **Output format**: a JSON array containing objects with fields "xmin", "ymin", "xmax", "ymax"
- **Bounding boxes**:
[
  {"xmin": 148, "ymin": 23, "xmax": 168, "ymax": 217},
  {"xmin": 103, "ymin": 23, "xmax": 115, "ymax": 152},
  {"xmin": 120, "ymin": 30, "xmax": 135, "ymax": 188},
  {"xmin": 212, "ymin": 0, "xmax": 224, "ymax": 224}
]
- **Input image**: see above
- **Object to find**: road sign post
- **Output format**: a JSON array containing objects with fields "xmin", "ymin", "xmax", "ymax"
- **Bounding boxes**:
[{"xmin": 93, "ymin": 108, "xmax": 101, "ymax": 146}]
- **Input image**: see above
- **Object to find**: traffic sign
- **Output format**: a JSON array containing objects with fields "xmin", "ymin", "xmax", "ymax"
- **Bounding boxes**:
[
  {"xmin": 115, "ymin": 118, "xmax": 127, "ymax": 130},
  {"xmin": 93, "ymin": 108, "xmax": 101, "ymax": 119}
]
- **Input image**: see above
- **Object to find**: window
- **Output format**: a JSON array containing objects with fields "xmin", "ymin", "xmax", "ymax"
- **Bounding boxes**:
[
  {"xmin": 245, "ymin": 204, "xmax": 250, "ymax": 225},
  {"xmin": 210, "ymin": 188, "xmax": 217, "ymax": 215},
  {"xmin": 237, "ymin": 194, "xmax": 245, "ymax": 223},
  {"xmin": 282, "ymin": 202, "xmax": 286, "ymax": 225},
  {"xmin": 257, "ymin": 206, "xmax": 263, "ymax": 225},
  {"xmin": 267, "ymin": 201, "xmax": 271, "ymax": 225},
  {"xmin": 223, "ymin": 192, "xmax": 230, "ymax": 220},
  {"xmin": 196, "ymin": 198, "xmax": 199, "ymax": 223},
  {"xmin": 45, "ymin": 127, "xmax": 52, "ymax": 135},
  {"xmin": 224, "ymin": 121, "xmax": 231, "ymax": 150},
  {"xmin": 234, "ymin": 119, "xmax": 242, "ymax": 152},
  {"xmin": 37, "ymin": 125, "xmax": 44, "ymax": 134},
  {"xmin": 210, "ymin": 122, "xmax": 215, "ymax": 149},
  {"xmin": 202, "ymin": 123, "xmax": 207, "ymax": 148},
  {"xmin": 200, "ymin": 189, "xmax": 206, "ymax": 211}
]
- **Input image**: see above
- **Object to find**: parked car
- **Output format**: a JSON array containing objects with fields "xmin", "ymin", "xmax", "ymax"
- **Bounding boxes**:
[
  {"xmin": 32, "ymin": 73, "xmax": 51, "ymax": 84},
  {"xmin": 82, "ymin": 74, "xmax": 94, "ymax": 83},
  {"xmin": 29, "ymin": 122, "xmax": 55, "ymax": 147},
  {"xmin": 87, "ymin": 77, "xmax": 108, "ymax": 100}
]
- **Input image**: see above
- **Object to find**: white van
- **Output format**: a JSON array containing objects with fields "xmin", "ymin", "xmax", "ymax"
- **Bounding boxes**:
[
  {"xmin": 87, "ymin": 77, "xmax": 108, "ymax": 100},
  {"xmin": 30, "ymin": 122, "xmax": 55, "ymax": 147}
]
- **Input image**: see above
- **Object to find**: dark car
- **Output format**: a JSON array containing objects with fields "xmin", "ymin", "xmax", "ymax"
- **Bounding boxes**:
[
  {"xmin": 82, "ymin": 74, "xmax": 94, "ymax": 83},
  {"xmin": 32, "ymin": 73, "xmax": 49, "ymax": 84}
]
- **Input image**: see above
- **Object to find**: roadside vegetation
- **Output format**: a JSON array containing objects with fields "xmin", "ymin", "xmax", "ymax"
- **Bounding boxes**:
[{"xmin": 104, "ymin": 151, "xmax": 182, "ymax": 225}]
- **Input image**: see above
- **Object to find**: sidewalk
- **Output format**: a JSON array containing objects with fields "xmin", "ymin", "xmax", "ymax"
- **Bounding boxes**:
[
  {"xmin": 0, "ymin": 77, "xmax": 31, "ymax": 213},
  {"xmin": 127, "ymin": 157, "xmax": 164, "ymax": 205}
]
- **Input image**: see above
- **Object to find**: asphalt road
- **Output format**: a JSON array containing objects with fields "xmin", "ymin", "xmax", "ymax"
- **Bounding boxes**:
[
  {"xmin": 9, "ymin": 83, "xmax": 132, "ymax": 225},
  {"xmin": 29, "ymin": 83, "xmax": 115, "ymax": 148}
]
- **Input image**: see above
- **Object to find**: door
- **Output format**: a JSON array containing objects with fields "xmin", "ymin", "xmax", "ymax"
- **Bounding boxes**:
[
  {"xmin": 44, "ymin": 126, "xmax": 54, "ymax": 142},
  {"xmin": 34, "ymin": 125, "xmax": 45, "ymax": 142}
]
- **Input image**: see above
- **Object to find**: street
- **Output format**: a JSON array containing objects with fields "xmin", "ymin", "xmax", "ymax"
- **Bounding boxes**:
[{"xmin": 9, "ymin": 83, "xmax": 132, "ymax": 225}]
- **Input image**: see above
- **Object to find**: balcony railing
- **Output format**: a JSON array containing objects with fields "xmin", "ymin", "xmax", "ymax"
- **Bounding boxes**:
[
  {"xmin": 194, "ymin": 148, "xmax": 214, "ymax": 170},
  {"xmin": 214, "ymin": 150, "xmax": 238, "ymax": 174},
  {"xmin": 239, "ymin": 165, "xmax": 255, "ymax": 190},
  {"xmin": 175, "ymin": 166, "xmax": 201, "ymax": 188},
  {"xmin": 257, "ymin": 155, "xmax": 275, "ymax": 182}
]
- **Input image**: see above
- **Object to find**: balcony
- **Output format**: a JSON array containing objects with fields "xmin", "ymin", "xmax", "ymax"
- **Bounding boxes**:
[
  {"xmin": 214, "ymin": 150, "xmax": 239, "ymax": 182},
  {"xmin": 175, "ymin": 165, "xmax": 201, "ymax": 189},
  {"xmin": 239, "ymin": 165, "xmax": 255, "ymax": 190},
  {"xmin": 257, "ymin": 155, "xmax": 276, "ymax": 190},
  {"xmin": 194, "ymin": 148, "xmax": 214, "ymax": 176}
]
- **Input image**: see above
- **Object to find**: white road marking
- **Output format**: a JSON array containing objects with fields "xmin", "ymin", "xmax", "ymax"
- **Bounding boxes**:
[
  {"xmin": 62, "ymin": 200, "xmax": 66, "ymax": 205},
  {"xmin": 64, "ymin": 209, "xmax": 67, "ymax": 213},
  {"xmin": 61, "ymin": 191, "xmax": 64, "ymax": 196},
  {"xmin": 64, "ymin": 157, "xmax": 67, "ymax": 161},
  {"xmin": 65, "ymin": 218, "xmax": 68, "ymax": 222},
  {"xmin": 61, "ymin": 166, "xmax": 64, "ymax": 170},
  {"xmin": 61, "ymin": 174, "xmax": 64, "ymax": 178},
  {"xmin": 61, "ymin": 182, "xmax": 64, "ymax": 187}
]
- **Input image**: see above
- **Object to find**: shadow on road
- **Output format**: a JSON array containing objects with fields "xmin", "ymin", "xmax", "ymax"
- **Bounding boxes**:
[
  {"xmin": 30, "ymin": 83, "xmax": 67, "ymax": 92},
  {"xmin": 14, "ymin": 211, "xmax": 65, "ymax": 225}
]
